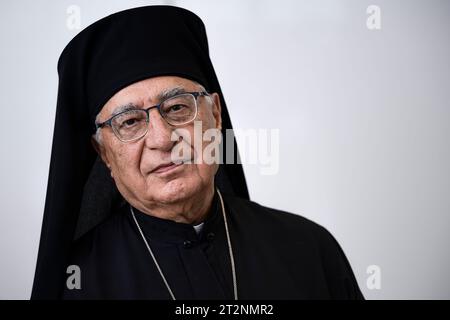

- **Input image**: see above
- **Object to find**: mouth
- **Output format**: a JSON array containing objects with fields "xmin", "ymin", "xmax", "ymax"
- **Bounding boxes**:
[{"xmin": 151, "ymin": 161, "xmax": 185, "ymax": 174}]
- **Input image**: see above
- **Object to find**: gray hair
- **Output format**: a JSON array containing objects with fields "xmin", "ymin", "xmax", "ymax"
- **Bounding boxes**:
[{"xmin": 93, "ymin": 113, "xmax": 103, "ymax": 146}]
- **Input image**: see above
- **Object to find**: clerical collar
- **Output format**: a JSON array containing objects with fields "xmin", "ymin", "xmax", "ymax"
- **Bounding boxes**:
[
  {"xmin": 193, "ymin": 222, "xmax": 204, "ymax": 234},
  {"xmin": 128, "ymin": 189, "xmax": 220, "ymax": 244}
]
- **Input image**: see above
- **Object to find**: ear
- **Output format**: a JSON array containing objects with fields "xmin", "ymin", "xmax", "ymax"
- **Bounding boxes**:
[
  {"xmin": 90, "ymin": 136, "xmax": 112, "ymax": 171},
  {"xmin": 210, "ymin": 92, "xmax": 222, "ymax": 130}
]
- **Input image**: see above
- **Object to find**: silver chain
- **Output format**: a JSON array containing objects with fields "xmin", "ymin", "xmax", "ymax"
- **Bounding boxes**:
[{"xmin": 130, "ymin": 188, "xmax": 238, "ymax": 300}]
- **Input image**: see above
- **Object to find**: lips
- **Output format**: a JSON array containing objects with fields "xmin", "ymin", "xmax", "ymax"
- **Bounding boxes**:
[{"xmin": 151, "ymin": 162, "xmax": 183, "ymax": 174}]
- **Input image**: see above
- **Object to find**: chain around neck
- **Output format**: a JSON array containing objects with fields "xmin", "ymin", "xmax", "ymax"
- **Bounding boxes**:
[{"xmin": 130, "ymin": 188, "xmax": 238, "ymax": 300}]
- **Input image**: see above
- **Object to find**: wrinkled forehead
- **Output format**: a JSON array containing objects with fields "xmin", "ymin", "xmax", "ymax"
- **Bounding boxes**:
[{"xmin": 98, "ymin": 75, "xmax": 205, "ymax": 117}]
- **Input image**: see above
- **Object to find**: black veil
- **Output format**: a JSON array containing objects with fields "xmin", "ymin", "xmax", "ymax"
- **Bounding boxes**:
[{"xmin": 31, "ymin": 5, "xmax": 248, "ymax": 299}]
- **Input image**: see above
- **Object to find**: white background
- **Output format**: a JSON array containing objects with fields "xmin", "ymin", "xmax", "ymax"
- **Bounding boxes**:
[{"xmin": 0, "ymin": 0, "xmax": 449, "ymax": 299}]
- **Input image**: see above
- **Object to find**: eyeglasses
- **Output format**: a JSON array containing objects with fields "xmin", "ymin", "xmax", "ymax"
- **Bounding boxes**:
[{"xmin": 95, "ymin": 91, "xmax": 209, "ymax": 142}]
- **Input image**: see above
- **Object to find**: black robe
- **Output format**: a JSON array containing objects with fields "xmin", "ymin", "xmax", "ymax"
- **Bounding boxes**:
[{"xmin": 62, "ymin": 190, "xmax": 364, "ymax": 300}]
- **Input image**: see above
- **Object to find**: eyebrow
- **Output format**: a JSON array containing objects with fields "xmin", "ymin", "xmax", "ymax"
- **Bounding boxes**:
[
  {"xmin": 110, "ymin": 103, "xmax": 139, "ymax": 117},
  {"xmin": 156, "ymin": 86, "xmax": 188, "ymax": 102},
  {"xmin": 109, "ymin": 86, "xmax": 189, "ymax": 117}
]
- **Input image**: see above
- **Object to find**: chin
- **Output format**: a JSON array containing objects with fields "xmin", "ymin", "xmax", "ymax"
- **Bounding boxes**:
[{"xmin": 149, "ymin": 177, "xmax": 201, "ymax": 204}]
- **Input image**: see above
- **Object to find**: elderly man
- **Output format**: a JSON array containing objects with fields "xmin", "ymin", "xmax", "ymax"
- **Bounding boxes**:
[{"xmin": 32, "ymin": 6, "xmax": 363, "ymax": 300}]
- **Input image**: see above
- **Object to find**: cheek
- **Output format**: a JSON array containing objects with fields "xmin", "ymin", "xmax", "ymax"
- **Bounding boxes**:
[
  {"xmin": 194, "ymin": 162, "xmax": 218, "ymax": 181},
  {"xmin": 197, "ymin": 109, "xmax": 216, "ymax": 128},
  {"xmin": 108, "ymin": 144, "xmax": 143, "ymax": 179}
]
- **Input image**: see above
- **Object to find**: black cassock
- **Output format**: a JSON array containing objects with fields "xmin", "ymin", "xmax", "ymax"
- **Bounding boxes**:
[{"xmin": 62, "ymin": 190, "xmax": 364, "ymax": 300}]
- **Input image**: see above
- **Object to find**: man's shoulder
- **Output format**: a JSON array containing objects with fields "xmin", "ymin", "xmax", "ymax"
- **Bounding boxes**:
[{"xmin": 222, "ymin": 193, "xmax": 364, "ymax": 301}]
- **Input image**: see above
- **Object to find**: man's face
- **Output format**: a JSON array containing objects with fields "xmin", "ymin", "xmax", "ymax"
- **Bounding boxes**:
[{"xmin": 94, "ymin": 76, "xmax": 222, "ymax": 209}]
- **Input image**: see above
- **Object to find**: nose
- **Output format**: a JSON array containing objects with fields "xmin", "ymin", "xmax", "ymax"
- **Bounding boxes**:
[{"xmin": 143, "ymin": 108, "xmax": 178, "ymax": 151}]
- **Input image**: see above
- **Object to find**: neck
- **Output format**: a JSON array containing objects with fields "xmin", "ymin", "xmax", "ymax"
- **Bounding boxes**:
[{"xmin": 130, "ymin": 185, "xmax": 216, "ymax": 225}]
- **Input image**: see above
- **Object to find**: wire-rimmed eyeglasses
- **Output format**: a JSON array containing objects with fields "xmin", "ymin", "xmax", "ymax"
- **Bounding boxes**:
[{"xmin": 95, "ymin": 91, "xmax": 209, "ymax": 142}]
